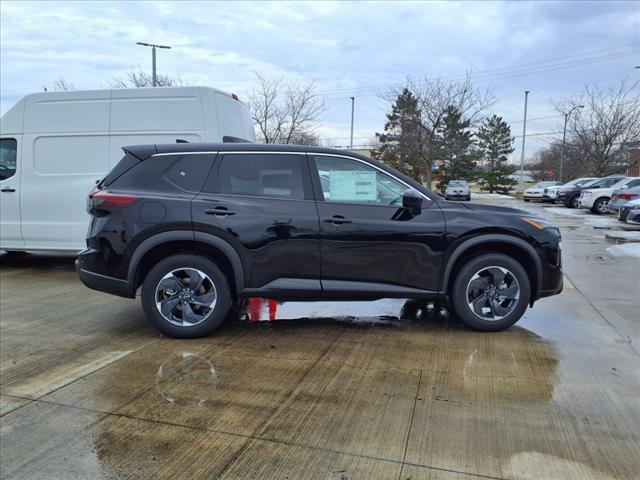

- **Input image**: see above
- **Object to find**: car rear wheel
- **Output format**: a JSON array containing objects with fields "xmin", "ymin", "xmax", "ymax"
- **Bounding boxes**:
[
  {"xmin": 591, "ymin": 197, "xmax": 610, "ymax": 214},
  {"xmin": 450, "ymin": 254, "xmax": 530, "ymax": 332},
  {"xmin": 141, "ymin": 254, "xmax": 232, "ymax": 338}
]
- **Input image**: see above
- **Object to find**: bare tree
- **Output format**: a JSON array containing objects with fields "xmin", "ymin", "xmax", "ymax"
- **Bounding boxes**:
[
  {"xmin": 110, "ymin": 67, "xmax": 185, "ymax": 88},
  {"xmin": 53, "ymin": 77, "xmax": 75, "ymax": 91},
  {"xmin": 382, "ymin": 71, "xmax": 495, "ymax": 188},
  {"xmin": 553, "ymin": 78, "xmax": 640, "ymax": 176},
  {"xmin": 249, "ymin": 73, "xmax": 326, "ymax": 145}
]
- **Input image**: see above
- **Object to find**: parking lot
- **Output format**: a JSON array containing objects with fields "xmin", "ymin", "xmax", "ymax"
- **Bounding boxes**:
[{"xmin": 1, "ymin": 197, "xmax": 639, "ymax": 480}]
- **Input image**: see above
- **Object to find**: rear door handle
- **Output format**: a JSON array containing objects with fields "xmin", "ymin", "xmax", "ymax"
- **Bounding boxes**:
[
  {"xmin": 204, "ymin": 207, "xmax": 236, "ymax": 217},
  {"xmin": 323, "ymin": 215, "xmax": 352, "ymax": 225},
  {"xmin": 1, "ymin": 187, "xmax": 16, "ymax": 193}
]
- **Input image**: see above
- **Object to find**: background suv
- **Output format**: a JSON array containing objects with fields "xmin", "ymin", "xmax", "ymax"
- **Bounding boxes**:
[
  {"xmin": 559, "ymin": 176, "xmax": 626, "ymax": 208},
  {"xmin": 579, "ymin": 177, "xmax": 640, "ymax": 214},
  {"xmin": 77, "ymin": 143, "xmax": 563, "ymax": 338}
]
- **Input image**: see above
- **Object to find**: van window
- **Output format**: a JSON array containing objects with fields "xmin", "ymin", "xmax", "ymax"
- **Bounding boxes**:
[
  {"xmin": 0, "ymin": 138, "xmax": 17, "ymax": 181},
  {"xmin": 217, "ymin": 153, "xmax": 306, "ymax": 200},
  {"xmin": 164, "ymin": 154, "xmax": 214, "ymax": 192}
]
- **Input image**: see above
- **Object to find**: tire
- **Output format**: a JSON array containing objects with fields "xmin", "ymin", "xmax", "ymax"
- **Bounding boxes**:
[
  {"xmin": 450, "ymin": 253, "xmax": 530, "ymax": 332},
  {"xmin": 141, "ymin": 254, "xmax": 232, "ymax": 338},
  {"xmin": 524, "ymin": 199, "xmax": 530, "ymax": 202},
  {"xmin": 465, "ymin": 196, "xmax": 471, "ymax": 201},
  {"xmin": 445, "ymin": 196, "xmax": 450, "ymax": 200},
  {"xmin": 568, "ymin": 195, "xmax": 579, "ymax": 209},
  {"xmin": 591, "ymin": 197, "xmax": 609, "ymax": 215}
]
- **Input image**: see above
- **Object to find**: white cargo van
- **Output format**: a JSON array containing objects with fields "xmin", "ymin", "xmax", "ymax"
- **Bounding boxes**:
[{"xmin": 0, "ymin": 86, "xmax": 255, "ymax": 252}]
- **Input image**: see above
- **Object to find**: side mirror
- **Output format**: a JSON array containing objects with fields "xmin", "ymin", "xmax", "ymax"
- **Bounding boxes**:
[{"xmin": 402, "ymin": 189, "xmax": 422, "ymax": 215}]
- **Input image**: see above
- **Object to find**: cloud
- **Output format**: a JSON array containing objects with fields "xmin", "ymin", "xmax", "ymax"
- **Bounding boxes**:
[{"xmin": 1, "ymin": 0, "xmax": 638, "ymax": 158}]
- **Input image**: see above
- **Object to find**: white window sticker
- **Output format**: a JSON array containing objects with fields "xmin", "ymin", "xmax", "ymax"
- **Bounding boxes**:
[{"xmin": 329, "ymin": 170, "xmax": 377, "ymax": 201}]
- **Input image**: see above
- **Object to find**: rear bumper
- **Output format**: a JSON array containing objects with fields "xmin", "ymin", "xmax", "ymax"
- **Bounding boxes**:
[{"xmin": 75, "ymin": 258, "xmax": 133, "ymax": 298}]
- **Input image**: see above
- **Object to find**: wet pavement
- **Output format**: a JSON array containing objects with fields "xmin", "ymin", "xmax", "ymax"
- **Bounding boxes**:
[{"xmin": 1, "ymin": 198, "xmax": 639, "ymax": 480}]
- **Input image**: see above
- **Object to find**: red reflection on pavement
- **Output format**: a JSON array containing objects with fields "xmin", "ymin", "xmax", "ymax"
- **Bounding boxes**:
[{"xmin": 247, "ymin": 298, "xmax": 279, "ymax": 322}]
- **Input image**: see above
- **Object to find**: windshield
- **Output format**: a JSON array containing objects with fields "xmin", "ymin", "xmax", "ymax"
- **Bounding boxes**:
[
  {"xmin": 590, "ymin": 177, "xmax": 625, "ymax": 188},
  {"xmin": 448, "ymin": 181, "xmax": 467, "ymax": 187}
]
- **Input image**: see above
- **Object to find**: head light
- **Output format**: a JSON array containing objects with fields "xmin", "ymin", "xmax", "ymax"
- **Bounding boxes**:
[{"xmin": 583, "ymin": 191, "xmax": 592, "ymax": 198}]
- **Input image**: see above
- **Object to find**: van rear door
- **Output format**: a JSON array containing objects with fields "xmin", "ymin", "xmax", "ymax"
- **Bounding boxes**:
[{"xmin": 0, "ymin": 136, "xmax": 24, "ymax": 248}]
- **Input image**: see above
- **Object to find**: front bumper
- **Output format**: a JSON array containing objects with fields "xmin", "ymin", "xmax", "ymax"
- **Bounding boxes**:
[
  {"xmin": 445, "ymin": 193, "xmax": 470, "ymax": 200},
  {"xmin": 578, "ymin": 195, "xmax": 595, "ymax": 208},
  {"xmin": 626, "ymin": 209, "xmax": 640, "ymax": 225}
]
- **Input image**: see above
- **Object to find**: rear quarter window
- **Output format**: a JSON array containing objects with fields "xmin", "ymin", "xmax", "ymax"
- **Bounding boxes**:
[{"xmin": 163, "ymin": 154, "xmax": 215, "ymax": 192}]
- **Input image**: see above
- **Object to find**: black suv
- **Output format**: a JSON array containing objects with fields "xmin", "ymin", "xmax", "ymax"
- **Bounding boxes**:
[{"xmin": 77, "ymin": 143, "xmax": 563, "ymax": 338}]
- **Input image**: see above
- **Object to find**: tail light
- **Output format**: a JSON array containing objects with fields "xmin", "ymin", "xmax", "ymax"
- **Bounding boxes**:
[
  {"xmin": 88, "ymin": 187, "xmax": 138, "ymax": 210},
  {"xmin": 619, "ymin": 193, "xmax": 638, "ymax": 200}
]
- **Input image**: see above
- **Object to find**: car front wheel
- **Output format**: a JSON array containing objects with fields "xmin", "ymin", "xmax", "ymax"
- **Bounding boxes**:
[
  {"xmin": 450, "ymin": 254, "xmax": 530, "ymax": 331},
  {"xmin": 591, "ymin": 197, "xmax": 610, "ymax": 214},
  {"xmin": 568, "ymin": 195, "xmax": 580, "ymax": 208},
  {"xmin": 141, "ymin": 254, "xmax": 232, "ymax": 338}
]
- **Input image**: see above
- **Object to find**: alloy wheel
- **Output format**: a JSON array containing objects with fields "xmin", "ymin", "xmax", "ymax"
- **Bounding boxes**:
[
  {"xmin": 465, "ymin": 266, "xmax": 520, "ymax": 321},
  {"xmin": 155, "ymin": 268, "xmax": 217, "ymax": 326},
  {"xmin": 597, "ymin": 199, "xmax": 609, "ymax": 214}
]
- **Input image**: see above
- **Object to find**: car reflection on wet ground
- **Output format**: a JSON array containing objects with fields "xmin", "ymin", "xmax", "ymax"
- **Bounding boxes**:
[{"xmin": 1, "ymin": 198, "xmax": 639, "ymax": 480}]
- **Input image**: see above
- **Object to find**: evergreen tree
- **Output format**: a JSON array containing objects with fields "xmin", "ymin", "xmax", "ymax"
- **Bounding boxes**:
[
  {"xmin": 373, "ymin": 88, "xmax": 425, "ymax": 181},
  {"xmin": 435, "ymin": 106, "xmax": 477, "ymax": 192},
  {"xmin": 476, "ymin": 115, "xmax": 517, "ymax": 194}
]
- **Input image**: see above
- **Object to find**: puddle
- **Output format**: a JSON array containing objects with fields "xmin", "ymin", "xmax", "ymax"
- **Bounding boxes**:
[
  {"xmin": 238, "ymin": 297, "xmax": 452, "ymax": 325},
  {"xmin": 156, "ymin": 352, "xmax": 219, "ymax": 407}
]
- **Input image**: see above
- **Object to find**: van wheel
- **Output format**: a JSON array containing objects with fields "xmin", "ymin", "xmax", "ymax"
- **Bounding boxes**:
[
  {"xmin": 141, "ymin": 254, "xmax": 232, "ymax": 338},
  {"xmin": 450, "ymin": 254, "xmax": 530, "ymax": 332}
]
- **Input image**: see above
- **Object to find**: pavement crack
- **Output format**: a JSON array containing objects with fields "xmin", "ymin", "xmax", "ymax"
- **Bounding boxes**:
[{"xmin": 397, "ymin": 369, "xmax": 423, "ymax": 480}]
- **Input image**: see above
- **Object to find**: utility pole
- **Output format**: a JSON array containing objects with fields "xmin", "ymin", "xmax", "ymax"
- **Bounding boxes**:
[
  {"xmin": 349, "ymin": 97, "xmax": 355, "ymax": 150},
  {"xmin": 559, "ymin": 104, "xmax": 584, "ymax": 183},
  {"xmin": 136, "ymin": 42, "xmax": 172, "ymax": 87},
  {"xmin": 519, "ymin": 90, "xmax": 530, "ymax": 192}
]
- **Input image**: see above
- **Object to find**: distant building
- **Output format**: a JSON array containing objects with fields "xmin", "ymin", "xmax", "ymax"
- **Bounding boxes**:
[
  {"xmin": 508, "ymin": 170, "xmax": 535, "ymax": 183},
  {"xmin": 627, "ymin": 147, "xmax": 639, "ymax": 177}
]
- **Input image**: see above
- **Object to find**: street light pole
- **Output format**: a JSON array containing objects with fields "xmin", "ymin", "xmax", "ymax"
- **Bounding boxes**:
[
  {"xmin": 349, "ymin": 97, "xmax": 355, "ymax": 150},
  {"xmin": 559, "ymin": 104, "xmax": 584, "ymax": 183},
  {"xmin": 519, "ymin": 91, "xmax": 530, "ymax": 192},
  {"xmin": 136, "ymin": 42, "xmax": 172, "ymax": 87}
]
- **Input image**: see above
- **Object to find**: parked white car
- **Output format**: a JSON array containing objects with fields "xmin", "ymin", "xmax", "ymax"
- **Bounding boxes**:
[
  {"xmin": 0, "ymin": 87, "xmax": 255, "ymax": 253},
  {"xmin": 444, "ymin": 180, "xmax": 471, "ymax": 201},
  {"xmin": 578, "ymin": 177, "xmax": 640, "ymax": 214},
  {"xmin": 523, "ymin": 181, "xmax": 560, "ymax": 202}
]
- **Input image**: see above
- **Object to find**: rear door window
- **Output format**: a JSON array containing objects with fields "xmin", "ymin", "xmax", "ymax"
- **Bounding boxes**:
[
  {"xmin": 214, "ymin": 153, "xmax": 309, "ymax": 200},
  {"xmin": 0, "ymin": 138, "xmax": 17, "ymax": 181},
  {"xmin": 164, "ymin": 154, "xmax": 215, "ymax": 192}
]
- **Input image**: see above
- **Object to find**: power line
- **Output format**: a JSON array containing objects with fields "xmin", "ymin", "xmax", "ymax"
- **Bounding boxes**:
[{"xmin": 319, "ymin": 48, "xmax": 640, "ymax": 98}]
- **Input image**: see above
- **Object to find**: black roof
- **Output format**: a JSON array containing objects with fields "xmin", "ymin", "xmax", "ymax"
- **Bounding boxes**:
[{"xmin": 124, "ymin": 142, "xmax": 370, "ymax": 161}]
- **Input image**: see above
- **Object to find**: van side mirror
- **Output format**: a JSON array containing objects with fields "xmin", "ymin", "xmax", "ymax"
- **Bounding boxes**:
[{"xmin": 402, "ymin": 189, "xmax": 422, "ymax": 215}]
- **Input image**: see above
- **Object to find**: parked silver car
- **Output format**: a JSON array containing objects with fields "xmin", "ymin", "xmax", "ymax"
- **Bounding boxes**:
[
  {"xmin": 608, "ymin": 185, "xmax": 640, "ymax": 215},
  {"xmin": 618, "ymin": 198, "xmax": 640, "ymax": 224},
  {"xmin": 445, "ymin": 180, "xmax": 471, "ymax": 201}
]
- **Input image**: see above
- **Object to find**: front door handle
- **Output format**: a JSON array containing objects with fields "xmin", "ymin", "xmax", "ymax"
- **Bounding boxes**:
[
  {"xmin": 323, "ymin": 215, "xmax": 352, "ymax": 225},
  {"xmin": 204, "ymin": 207, "xmax": 236, "ymax": 217},
  {"xmin": 1, "ymin": 187, "xmax": 16, "ymax": 193}
]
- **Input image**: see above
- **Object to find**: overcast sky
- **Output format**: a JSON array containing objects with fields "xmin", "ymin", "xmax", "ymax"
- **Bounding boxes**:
[{"xmin": 1, "ymin": 0, "xmax": 638, "ymax": 159}]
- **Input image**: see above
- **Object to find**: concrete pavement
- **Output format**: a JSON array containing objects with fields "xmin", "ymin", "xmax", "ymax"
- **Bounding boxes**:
[{"xmin": 1, "ymin": 198, "xmax": 639, "ymax": 480}]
